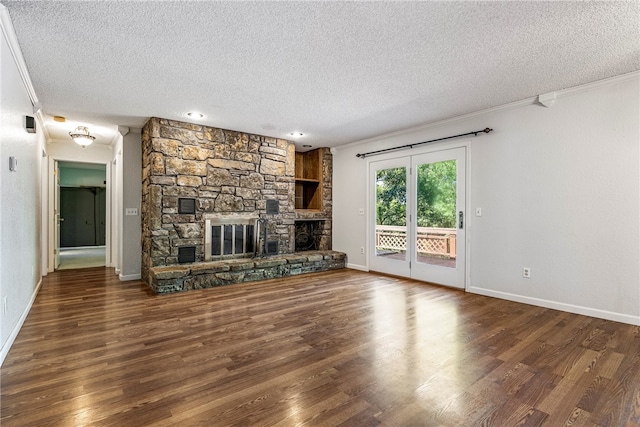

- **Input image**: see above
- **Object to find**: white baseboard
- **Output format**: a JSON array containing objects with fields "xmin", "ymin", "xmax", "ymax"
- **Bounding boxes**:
[
  {"xmin": 119, "ymin": 273, "xmax": 141, "ymax": 281},
  {"xmin": 0, "ymin": 277, "xmax": 42, "ymax": 366},
  {"xmin": 468, "ymin": 286, "xmax": 640, "ymax": 326},
  {"xmin": 347, "ymin": 263, "xmax": 369, "ymax": 272}
]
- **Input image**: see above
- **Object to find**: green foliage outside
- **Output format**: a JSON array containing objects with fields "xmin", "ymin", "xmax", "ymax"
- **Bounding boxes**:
[
  {"xmin": 376, "ymin": 167, "xmax": 407, "ymax": 226},
  {"xmin": 376, "ymin": 160, "xmax": 456, "ymax": 228}
]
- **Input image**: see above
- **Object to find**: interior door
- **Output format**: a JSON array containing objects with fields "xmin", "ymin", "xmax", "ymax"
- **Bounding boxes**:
[
  {"xmin": 410, "ymin": 147, "xmax": 466, "ymax": 288},
  {"xmin": 60, "ymin": 188, "xmax": 98, "ymax": 247},
  {"xmin": 369, "ymin": 147, "xmax": 466, "ymax": 289}
]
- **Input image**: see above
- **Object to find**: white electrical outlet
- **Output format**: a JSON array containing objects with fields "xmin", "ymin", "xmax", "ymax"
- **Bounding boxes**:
[
  {"xmin": 125, "ymin": 208, "xmax": 138, "ymax": 216},
  {"xmin": 360, "ymin": 247, "xmax": 365, "ymax": 254},
  {"xmin": 358, "ymin": 208, "xmax": 364, "ymax": 215},
  {"xmin": 523, "ymin": 267, "xmax": 531, "ymax": 278}
]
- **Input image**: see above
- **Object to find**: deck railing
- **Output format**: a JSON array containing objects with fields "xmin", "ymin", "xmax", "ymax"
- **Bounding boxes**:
[{"xmin": 376, "ymin": 225, "xmax": 456, "ymax": 259}]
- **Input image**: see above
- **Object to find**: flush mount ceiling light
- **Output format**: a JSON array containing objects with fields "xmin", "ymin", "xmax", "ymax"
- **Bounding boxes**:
[
  {"xmin": 289, "ymin": 132, "xmax": 304, "ymax": 137},
  {"xmin": 69, "ymin": 126, "xmax": 95, "ymax": 148},
  {"xmin": 186, "ymin": 112, "xmax": 204, "ymax": 119}
]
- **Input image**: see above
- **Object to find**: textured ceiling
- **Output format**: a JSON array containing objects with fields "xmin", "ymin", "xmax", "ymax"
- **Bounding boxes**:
[{"xmin": 3, "ymin": 1, "xmax": 639, "ymax": 149}]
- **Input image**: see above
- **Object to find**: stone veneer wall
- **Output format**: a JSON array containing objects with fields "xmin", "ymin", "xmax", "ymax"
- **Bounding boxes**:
[{"xmin": 140, "ymin": 117, "xmax": 333, "ymax": 286}]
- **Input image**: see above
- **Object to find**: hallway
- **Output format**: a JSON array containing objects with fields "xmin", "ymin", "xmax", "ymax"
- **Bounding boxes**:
[{"xmin": 58, "ymin": 246, "xmax": 106, "ymax": 270}]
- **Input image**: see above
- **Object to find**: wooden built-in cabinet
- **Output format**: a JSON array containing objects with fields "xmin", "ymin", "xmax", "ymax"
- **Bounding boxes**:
[{"xmin": 295, "ymin": 149, "xmax": 323, "ymax": 210}]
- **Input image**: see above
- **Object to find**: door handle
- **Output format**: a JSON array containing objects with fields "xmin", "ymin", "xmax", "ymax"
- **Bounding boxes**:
[{"xmin": 459, "ymin": 211, "xmax": 464, "ymax": 229}]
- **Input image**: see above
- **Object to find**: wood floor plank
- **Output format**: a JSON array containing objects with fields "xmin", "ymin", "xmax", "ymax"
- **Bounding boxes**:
[{"xmin": 1, "ymin": 267, "xmax": 639, "ymax": 426}]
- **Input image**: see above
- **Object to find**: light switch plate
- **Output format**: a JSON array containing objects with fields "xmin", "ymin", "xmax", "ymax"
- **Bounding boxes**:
[
  {"xmin": 125, "ymin": 208, "xmax": 138, "ymax": 216},
  {"xmin": 475, "ymin": 208, "xmax": 482, "ymax": 217}
]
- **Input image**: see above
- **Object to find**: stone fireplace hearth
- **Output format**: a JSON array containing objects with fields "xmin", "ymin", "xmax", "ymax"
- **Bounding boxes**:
[{"xmin": 140, "ymin": 118, "xmax": 340, "ymax": 292}]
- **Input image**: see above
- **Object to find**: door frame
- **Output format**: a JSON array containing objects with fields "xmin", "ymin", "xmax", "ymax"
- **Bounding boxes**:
[
  {"xmin": 54, "ymin": 160, "xmax": 60, "ymax": 269},
  {"xmin": 47, "ymin": 157, "xmax": 112, "ymax": 272},
  {"xmin": 366, "ymin": 140, "xmax": 472, "ymax": 290}
]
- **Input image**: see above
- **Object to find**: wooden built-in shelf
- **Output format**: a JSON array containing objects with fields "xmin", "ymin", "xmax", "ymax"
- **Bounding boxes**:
[{"xmin": 295, "ymin": 149, "xmax": 323, "ymax": 210}]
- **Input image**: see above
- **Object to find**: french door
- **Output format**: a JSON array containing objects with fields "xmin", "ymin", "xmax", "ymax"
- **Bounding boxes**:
[{"xmin": 369, "ymin": 147, "xmax": 466, "ymax": 288}]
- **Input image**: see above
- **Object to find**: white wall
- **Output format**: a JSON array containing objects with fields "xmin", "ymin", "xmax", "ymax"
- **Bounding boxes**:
[
  {"xmin": 334, "ymin": 74, "xmax": 640, "ymax": 325},
  {"xmin": 0, "ymin": 23, "xmax": 46, "ymax": 364},
  {"xmin": 46, "ymin": 139, "xmax": 114, "ymax": 163},
  {"xmin": 119, "ymin": 130, "xmax": 142, "ymax": 280}
]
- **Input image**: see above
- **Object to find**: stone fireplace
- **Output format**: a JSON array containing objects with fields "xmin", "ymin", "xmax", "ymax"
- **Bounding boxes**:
[{"xmin": 141, "ymin": 117, "xmax": 339, "ymax": 291}]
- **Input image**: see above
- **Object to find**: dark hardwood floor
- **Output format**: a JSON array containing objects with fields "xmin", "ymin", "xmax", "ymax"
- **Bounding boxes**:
[{"xmin": 1, "ymin": 267, "xmax": 639, "ymax": 426}]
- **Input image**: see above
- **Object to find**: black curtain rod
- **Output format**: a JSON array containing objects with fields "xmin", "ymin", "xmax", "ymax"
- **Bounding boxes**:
[{"xmin": 356, "ymin": 127, "xmax": 493, "ymax": 158}]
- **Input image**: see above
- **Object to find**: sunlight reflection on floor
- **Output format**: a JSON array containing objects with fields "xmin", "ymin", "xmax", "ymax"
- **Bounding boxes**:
[{"xmin": 372, "ymin": 282, "xmax": 463, "ymax": 417}]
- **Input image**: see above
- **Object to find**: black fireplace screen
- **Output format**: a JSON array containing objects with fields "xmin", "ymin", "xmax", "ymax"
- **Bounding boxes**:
[
  {"xmin": 210, "ymin": 224, "xmax": 254, "ymax": 256},
  {"xmin": 206, "ymin": 218, "xmax": 256, "ymax": 260}
]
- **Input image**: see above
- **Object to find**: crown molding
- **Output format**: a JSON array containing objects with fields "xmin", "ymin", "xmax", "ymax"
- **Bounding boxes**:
[
  {"xmin": 556, "ymin": 71, "xmax": 639, "ymax": 98},
  {"xmin": 337, "ymin": 71, "xmax": 640, "ymax": 152},
  {"xmin": 0, "ymin": 4, "xmax": 51, "ymax": 142},
  {"xmin": 0, "ymin": 4, "xmax": 37, "ymax": 104},
  {"xmin": 109, "ymin": 133, "xmax": 121, "ymax": 147}
]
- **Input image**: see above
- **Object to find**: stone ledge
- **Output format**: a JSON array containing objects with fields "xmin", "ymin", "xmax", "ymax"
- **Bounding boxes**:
[{"xmin": 148, "ymin": 250, "xmax": 346, "ymax": 294}]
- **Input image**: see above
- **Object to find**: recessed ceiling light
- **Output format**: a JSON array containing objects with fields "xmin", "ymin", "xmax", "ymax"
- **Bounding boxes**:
[
  {"xmin": 289, "ymin": 132, "xmax": 304, "ymax": 137},
  {"xmin": 186, "ymin": 112, "xmax": 204, "ymax": 119}
]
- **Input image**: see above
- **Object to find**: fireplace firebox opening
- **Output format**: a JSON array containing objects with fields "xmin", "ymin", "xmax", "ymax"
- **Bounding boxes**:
[
  {"xmin": 205, "ymin": 217, "xmax": 258, "ymax": 261},
  {"xmin": 295, "ymin": 220, "xmax": 324, "ymax": 252}
]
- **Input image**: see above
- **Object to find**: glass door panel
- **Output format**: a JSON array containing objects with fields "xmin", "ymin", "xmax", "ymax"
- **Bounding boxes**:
[
  {"xmin": 415, "ymin": 160, "xmax": 457, "ymax": 269},
  {"xmin": 411, "ymin": 148, "xmax": 465, "ymax": 288},
  {"xmin": 369, "ymin": 158, "xmax": 411, "ymax": 278},
  {"xmin": 375, "ymin": 166, "xmax": 407, "ymax": 260}
]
